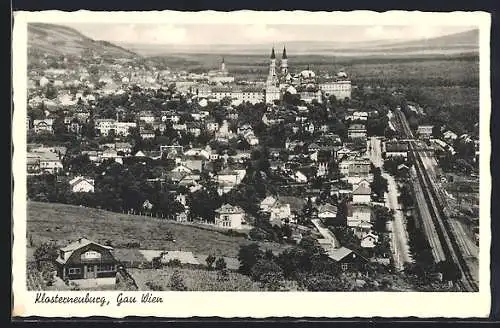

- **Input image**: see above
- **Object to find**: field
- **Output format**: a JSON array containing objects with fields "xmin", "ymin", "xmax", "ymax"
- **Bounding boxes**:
[
  {"xmin": 129, "ymin": 267, "xmax": 265, "ymax": 291},
  {"xmin": 155, "ymin": 53, "xmax": 478, "ymax": 87},
  {"xmin": 27, "ymin": 201, "xmax": 289, "ymax": 258}
]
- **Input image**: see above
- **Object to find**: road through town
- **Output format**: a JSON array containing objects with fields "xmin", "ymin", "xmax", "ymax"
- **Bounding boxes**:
[{"xmin": 369, "ymin": 137, "xmax": 412, "ymax": 271}]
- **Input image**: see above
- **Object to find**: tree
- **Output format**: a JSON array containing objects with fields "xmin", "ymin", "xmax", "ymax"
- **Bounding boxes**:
[
  {"xmin": 250, "ymin": 259, "xmax": 285, "ymax": 291},
  {"xmin": 152, "ymin": 256, "xmax": 162, "ymax": 269},
  {"xmin": 436, "ymin": 260, "xmax": 462, "ymax": 282},
  {"xmin": 52, "ymin": 115, "xmax": 67, "ymax": 137},
  {"xmin": 33, "ymin": 241, "xmax": 58, "ymax": 270},
  {"xmin": 205, "ymin": 254, "xmax": 216, "ymax": 270},
  {"xmin": 168, "ymin": 270, "xmax": 188, "ymax": 291},
  {"xmin": 45, "ymin": 84, "xmax": 58, "ymax": 99},
  {"xmin": 372, "ymin": 205, "xmax": 394, "ymax": 233},
  {"xmin": 237, "ymin": 243, "xmax": 263, "ymax": 275},
  {"xmin": 215, "ymin": 257, "xmax": 227, "ymax": 271},
  {"xmin": 33, "ymin": 241, "xmax": 59, "ymax": 286},
  {"xmin": 370, "ymin": 167, "xmax": 388, "ymax": 200}
]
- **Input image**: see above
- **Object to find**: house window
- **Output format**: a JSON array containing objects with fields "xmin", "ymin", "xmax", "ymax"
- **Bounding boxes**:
[
  {"xmin": 97, "ymin": 264, "xmax": 114, "ymax": 272},
  {"xmin": 68, "ymin": 267, "xmax": 81, "ymax": 274},
  {"xmin": 341, "ymin": 263, "xmax": 349, "ymax": 271},
  {"xmin": 87, "ymin": 265, "xmax": 94, "ymax": 272}
]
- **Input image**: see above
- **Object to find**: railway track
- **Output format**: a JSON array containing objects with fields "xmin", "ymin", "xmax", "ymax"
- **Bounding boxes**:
[{"xmin": 393, "ymin": 109, "xmax": 478, "ymax": 292}]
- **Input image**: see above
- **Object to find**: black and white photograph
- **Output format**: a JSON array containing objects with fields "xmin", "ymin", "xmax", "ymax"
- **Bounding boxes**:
[{"xmin": 12, "ymin": 10, "xmax": 491, "ymax": 318}]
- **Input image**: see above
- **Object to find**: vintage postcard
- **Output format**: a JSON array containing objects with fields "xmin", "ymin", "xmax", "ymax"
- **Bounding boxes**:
[{"xmin": 12, "ymin": 10, "xmax": 491, "ymax": 318}]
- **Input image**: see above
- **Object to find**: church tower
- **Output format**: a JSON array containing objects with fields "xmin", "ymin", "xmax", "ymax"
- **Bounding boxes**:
[
  {"xmin": 268, "ymin": 46, "xmax": 277, "ymax": 81},
  {"xmin": 221, "ymin": 57, "xmax": 226, "ymax": 72},
  {"xmin": 265, "ymin": 46, "xmax": 280, "ymax": 104},
  {"xmin": 281, "ymin": 46, "xmax": 288, "ymax": 75}
]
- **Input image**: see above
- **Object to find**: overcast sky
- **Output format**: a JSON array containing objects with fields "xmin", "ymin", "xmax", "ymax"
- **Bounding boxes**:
[{"xmin": 62, "ymin": 23, "xmax": 475, "ymax": 45}]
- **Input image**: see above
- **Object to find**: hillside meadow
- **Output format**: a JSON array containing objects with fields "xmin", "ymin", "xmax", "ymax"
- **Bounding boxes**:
[{"xmin": 26, "ymin": 201, "xmax": 289, "ymax": 258}]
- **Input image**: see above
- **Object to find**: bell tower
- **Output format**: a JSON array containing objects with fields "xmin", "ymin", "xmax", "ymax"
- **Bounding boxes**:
[
  {"xmin": 281, "ymin": 46, "xmax": 288, "ymax": 75},
  {"xmin": 269, "ymin": 46, "xmax": 276, "ymax": 79},
  {"xmin": 221, "ymin": 57, "xmax": 226, "ymax": 72}
]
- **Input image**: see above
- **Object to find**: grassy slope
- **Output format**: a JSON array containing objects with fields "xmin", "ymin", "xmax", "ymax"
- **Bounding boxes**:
[
  {"xmin": 28, "ymin": 23, "xmax": 138, "ymax": 58},
  {"xmin": 129, "ymin": 267, "xmax": 264, "ymax": 291},
  {"xmin": 27, "ymin": 201, "xmax": 288, "ymax": 258}
]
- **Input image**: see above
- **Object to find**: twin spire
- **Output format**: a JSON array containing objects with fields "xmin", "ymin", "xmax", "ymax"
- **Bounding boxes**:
[{"xmin": 270, "ymin": 46, "xmax": 287, "ymax": 60}]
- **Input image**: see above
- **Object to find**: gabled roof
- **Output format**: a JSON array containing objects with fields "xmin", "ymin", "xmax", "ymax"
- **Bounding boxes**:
[
  {"xmin": 60, "ymin": 237, "xmax": 112, "ymax": 252},
  {"xmin": 353, "ymin": 184, "xmax": 371, "ymax": 195},
  {"xmin": 57, "ymin": 237, "xmax": 113, "ymax": 264},
  {"xmin": 362, "ymin": 232, "xmax": 379, "ymax": 240},
  {"xmin": 318, "ymin": 203, "xmax": 337, "ymax": 214},
  {"xmin": 261, "ymin": 195, "xmax": 277, "ymax": 206},
  {"xmin": 69, "ymin": 176, "xmax": 94, "ymax": 187},
  {"xmin": 216, "ymin": 203, "xmax": 245, "ymax": 214},
  {"xmin": 327, "ymin": 246, "xmax": 353, "ymax": 261}
]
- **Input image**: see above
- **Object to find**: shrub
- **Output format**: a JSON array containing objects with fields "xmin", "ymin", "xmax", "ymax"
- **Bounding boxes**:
[
  {"xmin": 215, "ymin": 258, "xmax": 227, "ymax": 271},
  {"xmin": 217, "ymin": 268, "xmax": 230, "ymax": 282},
  {"xmin": 168, "ymin": 270, "xmax": 187, "ymax": 291},
  {"xmin": 145, "ymin": 280, "xmax": 164, "ymax": 291},
  {"xmin": 33, "ymin": 242, "xmax": 58, "ymax": 270},
  {"xmin": 205, "ymin": 254, "xmax": 216, "ymax": 270},
  {"xmin": 151, "ymin": 256, "xmax": 163, "ymax": 269},
  {"xmin": 166, "ymin": 259, "xmax": 182, "ymax": 267}
]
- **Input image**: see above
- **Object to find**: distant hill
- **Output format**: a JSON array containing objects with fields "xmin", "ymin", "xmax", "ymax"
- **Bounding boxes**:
[
  {"xmin": 121, "ymin": 29, "xmax": 479, "ymax": 57},
  {"xmin": 379, "ymin": 29, "xmax": 479, "ymax": 49},
  {"xmin": 28, "ymin": 23, "xmax": 139, "ymax": 59}
]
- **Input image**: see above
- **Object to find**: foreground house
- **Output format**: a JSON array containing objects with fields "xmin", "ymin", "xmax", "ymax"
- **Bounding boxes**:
[
  {"xmin": 327, "ymin": 246, "xmax": 369, "ymax": 271},
  {"xmin": 56, "ymin": 238, "xmax": 118, "ymax": 281}
]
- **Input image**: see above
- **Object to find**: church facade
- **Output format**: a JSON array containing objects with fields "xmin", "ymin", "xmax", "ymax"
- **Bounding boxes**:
[{"xmin": 195, "ymin": 47, "xmax": 352, "ymax": 105}]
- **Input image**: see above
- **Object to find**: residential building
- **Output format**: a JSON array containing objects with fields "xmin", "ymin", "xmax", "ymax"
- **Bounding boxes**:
[
  {"xmin": 69, "ymin": 176, "xmax": 95, "ymax": 193},
  {"xmin": 115, "ymin": 122, "xmax": 136, "ymax": 136},
  {"xmin": 443, "ymin": 130, "xmax": 458, "ymax": 141},
  {"xmin": 339, "ymin": 158, "xmax": 372, "ymax": 185},
  {"xmin": 115, "ymin": 142, "xmax": 132, "ymax": 154},
  {"xmin": 138, "ymin": 111, "xmax": 156, "ymax": 123},
  {"xmin": 27, "ymin": 149, "xmax": 63, "ymax": 174},
  {"xmin": 383, "ymin": 141, "xmax": 409, "ymax": 159},
  {"xmin": 360, "ymin": 233, "xmax": 379, "ymax": 248},
  {"xmin": 269, "ymin": 201, "xmax": 292, "ymax": 226},
  {"xmin": 95, "ymin": 119, "xmax": 116, "ymax": 136},
  {"xmin": 352, "ymin": 183, "xmax": 371, "ymax": 204},
  {"xmin": 140, "ymin": 130, "xmax": 156, "ymax": 139},
  {"xmin": 417, "ymin": 125, "xmax": 434, "ymax": 139},
  {"xmin": 326, "ymin": 246, "xmax": 368, "ymax": 271},
  {"xmin": 33, "ymin": 119, "xmax": 54, "ymax": 134},
  {"xmin": 55, "ymin": 237, "xmax": 118, "ymax": 281},
  {"xmin": 317, "ymin": 204, "xmax": 338, "ymax": 221},
  {"xmin": 260, "ymin": 195, "xmax": 277, "ymax": 212},
  {"xmin": 214, "ymin": 204, "xmax": 245, "ymax": 229},
  {"xmin": 348, "ymin": 124, "xmax": 367, "ymax": 139},
  {"xmin": 347, "ymin": 204, "xmax": 372, "ymax": 228},
  {"xmin": 318, "ymin": 79, "xmax": 352, "ymax": 100}
]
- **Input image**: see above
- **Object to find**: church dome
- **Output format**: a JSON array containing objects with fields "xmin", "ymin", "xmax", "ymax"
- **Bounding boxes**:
[
  {"xmin": 300, "ymin": 70, "xmax": 316, "ymax": 78},
  {"xmin": 337, "ymin": 71, "xmax": 348, "ymax": 78}
]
